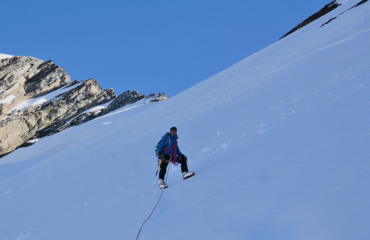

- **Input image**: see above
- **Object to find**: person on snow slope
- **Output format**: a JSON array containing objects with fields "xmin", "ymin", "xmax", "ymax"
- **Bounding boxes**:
[{"xmin": 157, "ymin": 127, "xmax": 195, "ymax": 189}]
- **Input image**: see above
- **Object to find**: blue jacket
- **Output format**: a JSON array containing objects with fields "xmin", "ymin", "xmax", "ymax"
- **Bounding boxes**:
[{"xmin": 158, "ymin": 133, "xmax": 183, "ymax": 156}]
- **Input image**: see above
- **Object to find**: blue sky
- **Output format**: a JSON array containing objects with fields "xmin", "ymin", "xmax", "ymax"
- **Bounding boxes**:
[{"xmin": 1, "ymin": 0, "xmax": 331, "ymax": 97}]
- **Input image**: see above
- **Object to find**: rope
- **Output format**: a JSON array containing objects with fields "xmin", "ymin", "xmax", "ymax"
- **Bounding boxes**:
[{"xmin": 136, "ymin": 162, "xmax": 171, "ymax": 240}]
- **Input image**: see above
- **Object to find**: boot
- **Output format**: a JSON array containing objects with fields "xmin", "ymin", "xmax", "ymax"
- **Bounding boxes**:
[
  {"xmin": 182, "ymin": 171, "xmax": 195, "ymax": 180},
  {"xmin": 159, "ymin": 179, "xmax": 168, "ymax": 189}
]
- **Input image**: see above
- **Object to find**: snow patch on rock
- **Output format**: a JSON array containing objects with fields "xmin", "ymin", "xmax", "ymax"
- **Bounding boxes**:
[
  {"xmin": 11, "ymin": 82, "xmax": 84, "ymax": 111},
  {"xmin": 0, "ymin": 95, "xmax": 15, "ymax": 104}
]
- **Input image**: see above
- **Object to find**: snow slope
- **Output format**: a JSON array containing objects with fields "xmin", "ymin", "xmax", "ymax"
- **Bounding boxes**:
[
  {"xmin": 0, "ymin": 53, "xmax": 14, "ymax": 59},
  {"xmin": 1, "ymin": 0, "xmax": 370, "ymax": 239}
]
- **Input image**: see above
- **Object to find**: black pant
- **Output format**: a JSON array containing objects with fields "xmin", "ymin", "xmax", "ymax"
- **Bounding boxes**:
[{"xmin": 158, "ymin": 154, "xmax": 188, "ymax": 180}]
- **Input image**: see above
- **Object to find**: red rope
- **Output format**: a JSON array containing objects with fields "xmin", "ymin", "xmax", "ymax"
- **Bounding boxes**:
[{"xmin": 136, "ymin": 163, "xmax": 171, "ymax": 240}]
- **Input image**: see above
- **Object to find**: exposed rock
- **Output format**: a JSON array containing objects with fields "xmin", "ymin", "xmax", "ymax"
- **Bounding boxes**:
[
  {"xmin": 61, "ymin": 91, "xmax": 167, "ymax": 130},
  {"xmin": 104, "ymin": 90, "xmax": 145, "ymax": 113},
  {"xmin": 280, "ymin": 0, "xmax": 341, "ymax": 39},
  {"xmin": 0, "ymin": 56, "xmax": 70, "ymax": 118},
  {"xmin": 150, "ymin": 93, "xmax": 167, "ymax": 102},
  {"xmin": 321, "ymin": 0, "xmax": 369, "ymax": 27},
  {"xmin": 34, "ymin": 79, "xmax": 116, "ymax": 138},
  {"xmin": 61, "ymin": 108, "xmax": 106, "ymax": 130},
  {"xmin": 0, "ymin": 56, "xmax": 167, "ymax": 157},
  {"xmin": 0, "ymin": 78, "xmax": 116, "ymax": 155},
  {"xmin": 105, "ymin": 91, "xmax": 167, "ymax": 112},
  {"xmin": 353, "ymin": 0, "xmax": 369, "ymax": 7}
]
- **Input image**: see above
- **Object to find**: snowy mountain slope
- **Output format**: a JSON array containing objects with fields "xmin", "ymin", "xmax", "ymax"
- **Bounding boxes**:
[{"xmin": 1, "ymin": 0, "xmax": 370, "ymax": 239}]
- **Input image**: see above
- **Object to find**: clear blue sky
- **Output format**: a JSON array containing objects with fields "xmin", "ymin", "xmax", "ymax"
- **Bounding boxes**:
[{"xmin": 1, "ymin": 0, "xmax": 330, "ymax": 97}]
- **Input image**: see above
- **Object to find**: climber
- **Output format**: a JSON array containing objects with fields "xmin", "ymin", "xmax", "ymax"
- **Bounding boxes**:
[{"xmin": 156, "ymin": 127, "xmax": 195, "ymax": 189}]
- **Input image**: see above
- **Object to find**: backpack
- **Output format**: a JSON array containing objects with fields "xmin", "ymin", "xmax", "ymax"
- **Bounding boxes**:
[{"xmin": 155, "ymin": 133, "xmax": 170, "ymax": 158}]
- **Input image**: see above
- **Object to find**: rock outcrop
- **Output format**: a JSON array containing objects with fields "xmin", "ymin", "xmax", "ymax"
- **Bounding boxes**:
[
  {"xmin": 0, "ymin": 56, "xmax": 167, "ymax": 157},
  {"xmin": 0, "ymin": 78, "xmax": 116, "ymax": 155},
  {"xmin": 60, "ymin": 91, "xmax": 167, "ymax": 129},
  {"xmin": 321, "ymin": 0, "xmax": 369, "ymax": 27},
  {"xmin": 280, "ymin": 0, "xmax": 341, "ymax": 39},
  {"xmin": 280, "ymin": 0, "xmax": 370, "ymax": 39},
  {"xmin": 0, "ymin": 56, "xmax": 70, "ymax": 118}
]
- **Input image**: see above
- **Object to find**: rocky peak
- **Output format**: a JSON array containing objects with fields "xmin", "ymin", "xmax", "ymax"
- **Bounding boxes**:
[{"xmin": 0, "ymin": 56, "xmax": 167, "ymax": 157}]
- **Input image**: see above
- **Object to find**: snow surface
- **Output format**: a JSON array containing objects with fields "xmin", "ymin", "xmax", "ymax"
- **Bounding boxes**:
[
  {"xmin": 1, "ymin": 0, "xmax": 370, "ymax": 239},
  {"xmin": 11, "ymin": 82, "xmax": 84, "ymax": 111},
  {"xmin": 0, "ymin": 95, "xmax": 15, "ymax": 104},
  {"xmin": 26, "ymin": 139, "xmax": 39, "ymax": 144},
  {"xmin": 0, "ymin": 53, "xmax": 14, "ymax": 59}
]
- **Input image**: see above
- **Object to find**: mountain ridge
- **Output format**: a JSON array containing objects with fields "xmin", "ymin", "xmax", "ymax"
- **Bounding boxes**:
[{"xmin": 0, "ymin": 56, "xmax": 167, "ymax": 157}]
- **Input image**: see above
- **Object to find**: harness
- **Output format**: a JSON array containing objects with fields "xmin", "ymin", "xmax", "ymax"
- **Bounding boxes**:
[
  {"xmin": 163, "ymin": 138, "xmax": 178, "ymax": 166},
  {"xmin": 155, "ymin": 134, "xmax": 179, "ymax": 175}
]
